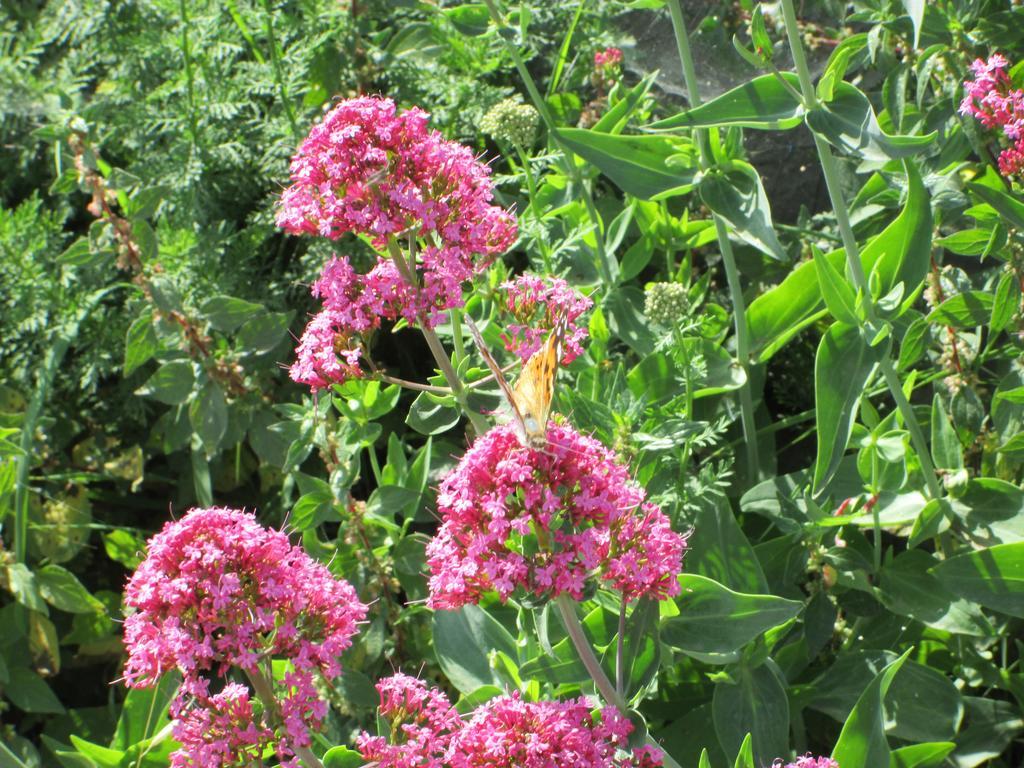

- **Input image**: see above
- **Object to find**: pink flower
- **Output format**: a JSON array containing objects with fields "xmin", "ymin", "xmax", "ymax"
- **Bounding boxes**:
[
  {"xmin": 501, "ymin": 274, "xmax": 592, "ymax": 363},
  {"xmin": 170, "ymin": 683, "xmax": 273, "ymax": 768},
  {"xmin": 772, "ymin": 757, "xmax": 839, "ymax": 768},
  {"xmin": 358, "ymin": 676, "xmax": 663, "ymax": 768},
  {"xmin": 122, "ymin": 507, "xmax": 367, "ymax": 766},
  {"xmin": 425, "ymin": 423, "xmax": 686, "ymax": 608},
  {"xmin": 960, "ymin": 54, "xmax": 1024, "ymax": 177},
  {"xmin": 278, "ymin": 96, "xmax": 518, "ymax": 391},
  {"xmin": 594, "ymin": 47, "xmax": 624, "ymax": 70}
]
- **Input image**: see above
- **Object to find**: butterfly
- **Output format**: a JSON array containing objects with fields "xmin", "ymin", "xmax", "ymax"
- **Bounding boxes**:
[{"xmin": 465, "ymin": 316, "xmax": 564, "ymax": 450}]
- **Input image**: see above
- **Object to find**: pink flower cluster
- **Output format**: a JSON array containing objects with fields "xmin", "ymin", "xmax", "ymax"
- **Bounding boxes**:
[
  {"xmin": 170, "ymin": 683, "xmax": 272, "ymax": 768},
  {"xmin": 122, "ymin": 507, "xmax": 367, "ymax": 767},
  {"xmin": 426, "ymin": 423, "xmax": 686, "ymax": 609},
  {"xmin": 960, "ymin": 54, "xmax": 1024, "ymax": 175},
  {"xmin": 358, "ymin": 674, "xmax": 663, "ymax": 768},
  {"xmin": 278, "ymin": 96, "xmax": 517, "ymax": 390},
  {"xmin": 772, "ymin": 757, "xmax": 839, "ymax": 768},
  {"xmin": 501, "ymin": 274, "xmax": 592, "ymax": 363},
  {"xmin": 594, "ymin": 47, "xmax": 624, "ymax": 70}
]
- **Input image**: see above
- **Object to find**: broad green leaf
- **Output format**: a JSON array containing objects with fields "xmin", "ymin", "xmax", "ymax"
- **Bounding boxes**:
[
  {"xmin": 7, "ymin": 667, "xmax": 65, "ymax": 714},
  {"xmin": 236, "ymin": 311, "xmax": 291, "ymax": 357},
  {"xmin": 908, "ymin": 497, "xmax": 952, "ymax": 549},
  {"xmin": 136, "ymin": 360, "xmax": 194, "ymax": 405},
  {"xmin": 948, "ymin": 478, "xmax": 1024, "ymax": 546},
  {"xmin": 935, "ymin": 228, "xmax": 1001, "ymax": 256},
  {"xmin": 877, "ymin": 550, "xmax": 993, "ymax": 637},
  {"xmin": 556, "ymin": 129, "xmax": 697, "ymax": 199},
  {"xmin": 805, "ymin": 82, "xmax": 936, "ymax": 162},
  {"xmin": 112, "ymin": 674, "xmax": 178, "ymax": 749},
  {"xmin": 685, "ymin": 495, "xmax": 768, "ymax": 593},
  {"xmin": 733, "ymin": 733, "xmax": 755, "ymax": 768},
  {"xmin": 123, "ymin": 315, "xmax": 157, "ymax": 376},
  {"xmin": 991, "ymin": 271, "xmax": 1019, "ymax": 332},
  {"xmin": 36, "ymin": 565, "xmax": 104, "ymax": 614},
  {"xmin": 68, "ymin": 737, "xmax": 122, "ymax": 768},
  {"xmin": 890, "ymin": 742, "xmax": 956, "ymax": 768},
  {"xmin": 967, "ymin": 182, "xmax": 1024, "ymax": 229},
  {"xmin": 189, "ymin": 383, "xmax": 228, "ymax": 454},
  {"xmin": 930, "ymin": 542, "xmax": 1024, "ymax": 617},
  {"xmin": 648, "ymin": 73, "xmax": 804, "ymax": 130},
  {"xmin": 747, "ymin": 255, "xmax": 829, "ymax": 361},
  {"xmin": 432, "ymin": 605, "xmax": 518, "ymax": 694},
  {"xmin": 699, "ymin": 162, "xmax": 787, "ymax": 261},
  {"xmin": 199, "ymin": 295, "xmax": 263, "ymax": 333},
  {"xmin": 406, "ymin": 391, "xmax": 460, "ymax": 435},
  {"xmin": 930, "ymin": 393, "xmax": 962, "ymax": 470},
  {"xmin": 519, "ymin": 638, "xmax": 588, "ymax": 685},
  {"xmin": 323, "ymin": 747, "xmax": 364, "ymax": 768},
  {"xmin": 926, "ymin": 291, "xmax": 994, "ymax": 329},
  {"xmin": 443, "ymin": 3, "xmax": 489, "ymax": 35},
  {"xmin": 813, "ymin": 323, "xmax": 885, "ymax": 493},
  {"xmin": 592, "ymin": 73, "xmax": 658, "ymax": 134},
  {"xmin": 814, "ymin": 246, "xmax": 858, "ymax": 324},
  {"xmin": 900, "ymin": 0, "xmax": 925, "ymax": 48},
  {"xmin": 713, "ymin": 662, "xmax": 789, "ymax": 766},
  {"xmin": 830, "ymin": 650, "xmax": 911, "ymax": 768},
  {"xmin": 662, "ymin": 574, "xmax": 802, "ymax": 658}
]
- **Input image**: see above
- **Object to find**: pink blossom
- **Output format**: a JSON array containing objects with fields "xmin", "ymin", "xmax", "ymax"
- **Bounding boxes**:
[
  {"xmin": 960, "ymin": 54, "xmax": 1024, "ymax": 177},
  {"xmin": 594, "ymin": 47, "xmax": 624, "ymax": 70},
  {"xmin": 772, "ymin": 757, "xmax": 839, "ymax": 768},
  {"xmin": 170, "ymin": 683, "xmax": 273, "ymax": 768},
  {"xmin": 358, "ymin": 675, "xmax": 663, "ymax": 768},
  {"xmin": 501, "ymin": 274, "xmax": 592, "ymax": 363},
  {"xmin": 122, "ymin": 507, "xmax": 367, "ymax": 766},
  {"xmin": 425, "ymin": 423, "xmax": 686, "ymax": 608},
  {"xmin": 278, "ymin": 96, "xmax": 518, "ymax": 391}
]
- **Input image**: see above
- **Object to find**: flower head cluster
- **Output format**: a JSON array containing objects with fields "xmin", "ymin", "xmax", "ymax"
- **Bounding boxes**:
[
  {"xmin": 170, "ymin": 683, "xmax": 272, "ymax": 768},
  {"xmin": 481, "ymin": 98, "xmax": 540, "ymax": 147},
  {"xmin": 960, "ymin": 54, "xmax": 1024, "ymax": 175},
  {"xmin": 644, "ymin": 282, "xmax": 689, "ymax": 327},
  {"xmin": 278, "ymin": 96, "xmax": 517, "ymax": 390},
  {"xmin": 594, "ymin": 47, "xmax": 624, "ymax": 71},
  {"xmin": 772, "ymin": 757, "xmax": 839, "ymax": 768},
  {"xmin": 501, "ymin": 274, "xmax": 592, "ymax": 363},
  {"xmin": 122, "ymin": 507, "xmax": 367, "ymax": 767},
  {"xmin": 426, "ymin": 423, "xmax": 685, "ymax": 609},
  {"xmin": 358, "ymin": 674, "xmax": 663, "ymax": 768}
]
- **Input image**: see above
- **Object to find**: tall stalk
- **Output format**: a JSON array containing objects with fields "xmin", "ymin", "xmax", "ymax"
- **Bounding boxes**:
[
  {"xmin": 666, "ymin": 0, "xmax": 761, "ymax": 481},
  {"xmin": 778, "ymin": 0, "xmax": 942, "ymax": 500}
]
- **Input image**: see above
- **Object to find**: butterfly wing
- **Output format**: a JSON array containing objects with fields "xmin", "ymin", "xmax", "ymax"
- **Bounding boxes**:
[
  {"xmin": 464, "ymin": 316, "xmax": 529, "ymax": 445},
  {"xmin": 511, "ymin": 319, "xmax": 565, "ymax": 449}
]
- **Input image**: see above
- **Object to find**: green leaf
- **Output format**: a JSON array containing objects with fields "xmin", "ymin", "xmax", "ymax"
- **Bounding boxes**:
[
  {"xmin": 112, "ymin": 674, "xmax": 178, "ymax": 749},
  {"xmin": 713, "ymin": 662, "xmax": 789, "ymax": 766},
  {"xmin": 236, "ymin": 311, "xmax": 291, "ymax": 357},
  {"xmin": 747, "ymin": 256, "xmax": 828, "ymax": 361},
  {"xmin": 123, "ymin": 315, "xmax": 158, "ymax": 376},
  {"xmin": 813, "ymin": 323, "xmax": 884, "ymax": 493},
  {"xmin": 189, "ymin": 383, "xmax": 228, "ymax": 454},
  {"xmin": 36, "ymin": 565, "xmax": 104, "ymax": 614},
  {"xmin": 685, "ymin": 495, "xmax": 768, "ymax": 593},
  {"xmin": 443, "ymin": 3, "xmax": 489, "ymax": 35},
  {"xmin": 68, "ymin": 737, "xmax": 122, "ymax": 768},
  {"xmin": 930, "ymin": 542, "xmax": 1024, "ymax": 617},
  {"xmin": 699, "ymin": 162, "xmax": 787, "ymax": 261},
  {"xmin": 6, "ymin": 667, "xmax": 65, "ymax": 714},
  {"xmin": 926, "ymin": 291, "xmax": 994, "ymax": 328},
  {"xmin": 830, "ymin": 650, "xmax": 911, "ymax": 768},
  {"xmin": 5, "ymin": 563, "xmax": 47, "ymax": 613},
  {"xmin": 877, "ymin": 550, "xmax": 993, "ymax": 637},
  {"xmin": 555, "ymin": 129, "xmax": 697, "ymax": 199},
  {"xmin": 991, "ymin": 271, "xmax": 1019, "ymax": 332},
  {"xmin": 406, "ymin": 391, "xmax": 460, "ymax": 435},
  {"xmin": 323, "ymin": 746, "xmax": 364, "ymax": 768},
  {"xmin": 200, "ymin": 295, "xmax": 263, "ymax": 333},
  {"xmin": 136, "ymin": 360, "xmax": 194, "ymax": 405},
  {"xmin": 814, "ymin": 246, "xmax": 858, "ymax": 324},
  {"xmin": 890, "ymin": 742, "xmax": 956, "ymax": 768},
  {"xmin": 967, "ymin": 182, "xmax": 1024, "ymax": 229},
  {"xmin": 103, "ymin": 529, "xmax": 144, "ymax": 570},
  {"xmin": 930, "ymin": 393, "xmax": 962, "ymax": 470},
  {"xmin": 935, "ymin": 228, "xmax": 1001, "ymax": 256},
  {"xmin": 661, "ymin": 574, "xmax": 802, "ymax": 658},
  {"xmin": 732, "ymin": 734, "xmax": 755, "ymax": 768},
  {"xmin": 805, "ymin": 82, "xmax": 936, "ymax": 162},
  {"xmin": 648, "ymin": 73, "xmax": 804, "ymax": 130},
  {"xmin": 432, "ymin": 604, "xmax": 518, "ymax": 694},
  {"xmin": 900, "ymin": 0, "xmax": 925, "ymax": 48}
]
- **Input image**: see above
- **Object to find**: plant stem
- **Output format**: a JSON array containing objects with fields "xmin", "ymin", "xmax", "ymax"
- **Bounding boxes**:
[
  {"xmin": 386, "ymin": 239, "xmax": 489, "ymax": 436},
  {"xmin": 246, "ymin": 665, "xmax": 324, "ymax": 768},
  {"xmin": 615, "ymin": 595, "xmax": 627, "ymax": 698},
  {"xmin": 262, "ymin": 0, "xmax": 300, "ymax": 141},
  {"xmin": 667, "ymin": 0, "xmax": 761, "ymax": 481},
  {"xmin": 778, "ymin": 0, "xmax": 942, "ymax": 500},
  {"xmin": 480, "ymin": 0, "xmax": 614, "ymax": 287},
  {"xmin": 555, "ymin": 595, "xmax": 683, "ymax": 768}
]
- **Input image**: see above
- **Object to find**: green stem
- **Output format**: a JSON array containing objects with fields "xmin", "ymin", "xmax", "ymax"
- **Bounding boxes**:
[
  {"xmin": 179, "ymin": 0, "xmax": 200, "ymax": 148},
  {"xmin": 246, "ymin": 666, "xmax": 324, "ymax": 768},
  {"xmin": 515, "ymin": 144, "xmax": 554, "ymax": 272},
  {"xmin": 386, "ymin": 239, "xmax": 489, "ymax": 436},
  {"xmin": 668, "ymin": 0, "xmax": 761, "ymax": 480},
  {"xmin": 779, "ymin": 0, "xmax": 942, "ymax": 500},
  {"xmin": 555, "ymin": 595, "xmax": 682, "ymax": 768},
  {"xmin": 480, "ymin": 0, "xmax": 613, "ymax": 287},
  {"xmin": 262, "ymin": 0, "xmax": 300, "ymax": 141}
]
